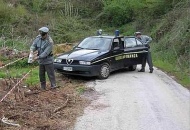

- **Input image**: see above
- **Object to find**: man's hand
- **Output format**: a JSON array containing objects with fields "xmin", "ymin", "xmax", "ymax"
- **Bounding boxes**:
[
  {"xmin": 33, "ymin": 53, "xmax": 39, "ymax": 61},
  {"xmin": 145, "ymin": 44, "xmax": 150, "ymax": 48}
]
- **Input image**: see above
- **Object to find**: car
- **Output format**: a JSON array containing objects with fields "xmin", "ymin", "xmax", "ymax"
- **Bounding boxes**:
[{"xmin": 54, "ymin": 35, "xmax": 148, "ymax": 79}]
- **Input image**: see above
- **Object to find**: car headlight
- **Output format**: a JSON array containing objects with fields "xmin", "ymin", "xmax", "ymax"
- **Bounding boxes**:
[
  {"xmin": 79, "ymin": 61, "xmax": 91, "ymax": 65},
  {"xmin": 54, "ymin": 58, "xmax": 62, "ymax": 63}
]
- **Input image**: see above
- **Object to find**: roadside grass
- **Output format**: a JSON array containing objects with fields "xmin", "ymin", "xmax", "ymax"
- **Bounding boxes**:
[
  {"xmin": 0, "ymin": 66, "xmax": 39, "ymax": 88},
  {"xmin": 149, "ymin": 5, "xmax": 190, "ymax": 90},
  {"xmin": 0, "ymin": 57, "xmax": 39, "ymax": 86},
  {"xmin": 24, "ymin": 67, "xmax": 39, "ymax": 86},
  {"xmin": 0, "ymin": 55, "xmax": 9, "ymax": 62},
  {"xmin": 0, "ymin": 65, "xmax": 39, "ymax": 87},
  {"xmin": 153, "ymin": 57, "xmax": 190, "ymax": 89},
  {"xmin": 76, "ymin": 86, "xmax": 86, "ymax": 94},
  {"xmin": 0, "ymin": 39, "xmax": 30, "ymax": 51},
  {"xmin": 0, "ymin": 72, "xmax": 5, "ymax": 78}
]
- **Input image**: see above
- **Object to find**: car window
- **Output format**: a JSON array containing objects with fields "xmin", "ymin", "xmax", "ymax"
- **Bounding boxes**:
[
  {"xmin": 125, "ymin": 37, "xmax": 143, "ymax": 48},
  {"xmin": 125, "ymin": 38, "xmax": 137, "ymax": 48},
  {"xmin": 78, "ymin": 37, "xmax": 112, "ymax": 50},
  {"xmin": 112, "ymin": 38, "xmax": 120, "ymax": 49},
  {"xmin": 113, "ymin": 39, "xmax": 119, "ymax": 42},
  {"xmin": 136, "ymin": 39, "xmax": 143, "ymax": 46}
]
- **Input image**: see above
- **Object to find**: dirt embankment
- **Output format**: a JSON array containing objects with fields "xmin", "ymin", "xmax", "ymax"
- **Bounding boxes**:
[
  {"xmin": 0, "ymin": 43, "xmax": 91, "ymax": 130},
  {"xmin": 0, "ymin": 75, "xmax": 90, "ymax": 130}
]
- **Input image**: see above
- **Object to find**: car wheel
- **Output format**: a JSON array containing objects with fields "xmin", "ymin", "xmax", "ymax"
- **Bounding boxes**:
[
  {"xmin": 98, "ymin": 63, "xmax": 110, "ymax": 79},
  {"xmin": 129, "ymin": 65, "xmax": 137, "ymax": 71}
]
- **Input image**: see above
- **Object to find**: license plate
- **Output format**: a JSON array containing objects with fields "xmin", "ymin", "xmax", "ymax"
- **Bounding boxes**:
[{"xmin": 63, "ymin": 67, "xmax": 73, "ymax": 71}]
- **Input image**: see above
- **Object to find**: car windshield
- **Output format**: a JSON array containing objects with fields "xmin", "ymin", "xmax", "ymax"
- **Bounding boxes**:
[{"xmin": 78, "ymin": 37, "xmax": 112, "ymax": 51}]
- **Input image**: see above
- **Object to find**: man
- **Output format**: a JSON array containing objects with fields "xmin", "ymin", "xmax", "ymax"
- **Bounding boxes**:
[
  {"xmin": 30, "ymin": 27, "xmax": 56, "ymax": 89},
  {"xmin": 135, "ymin": 32, "xmax": 154, "ymax": 73}
]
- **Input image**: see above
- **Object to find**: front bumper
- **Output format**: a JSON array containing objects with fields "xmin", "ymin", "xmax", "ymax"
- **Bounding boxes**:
[{"xmin": 54, "ymin": 63, "xmax": 100, "ymax": 77}]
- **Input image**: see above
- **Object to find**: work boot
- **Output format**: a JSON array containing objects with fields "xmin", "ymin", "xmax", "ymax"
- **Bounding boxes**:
[
  {"xmin": 149, "ymin": 68, "xmax": 154, "ymax": 73},
  {"xmin": 51, "ymin": 86, "xmax": 57, "ymax": 89},
  {"xmin": 50, "ymin": 86, "xmax": 59, "ymax": 92},
  {"xmin": 138, "ymin": 68, "xmax": 145, "ymax": 72},
  {"xmin": 40, "ymin": 82, "xmax": 46, "ymax": 90}
]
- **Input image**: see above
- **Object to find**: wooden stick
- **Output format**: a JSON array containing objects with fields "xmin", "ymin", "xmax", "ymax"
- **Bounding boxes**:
[{"xmin": 53, "ymin": 95, "xmax": 69, "ymax": 113}]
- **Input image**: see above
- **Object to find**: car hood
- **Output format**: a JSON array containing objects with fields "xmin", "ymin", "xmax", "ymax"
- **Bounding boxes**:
[{"xmin": 57, "ymin": 49, "xmax": 106, "ymax": 61}]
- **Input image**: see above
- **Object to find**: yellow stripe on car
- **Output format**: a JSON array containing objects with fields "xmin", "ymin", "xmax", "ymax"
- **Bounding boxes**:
[{"xmin": 91, "ymin": 51, "xmax": 147, "ymax": 64}]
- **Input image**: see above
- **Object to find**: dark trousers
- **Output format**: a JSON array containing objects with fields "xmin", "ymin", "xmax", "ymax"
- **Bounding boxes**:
[
  {"xmin": 142, "ymin": 51, "xmax": 153, "ymax": 70},
  {"xmin": 39, "ymin": 63, "xmax": 56, "ymax": 89}
]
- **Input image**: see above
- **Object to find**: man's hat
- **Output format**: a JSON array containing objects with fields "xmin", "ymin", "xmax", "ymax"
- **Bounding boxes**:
[
  {"xmin": 134, "ymin": 32, "xmax": 141, "ymax": 35},
  {"xmin": 39, "ymin": 27, "xmax": 49, "ymax": 33}
]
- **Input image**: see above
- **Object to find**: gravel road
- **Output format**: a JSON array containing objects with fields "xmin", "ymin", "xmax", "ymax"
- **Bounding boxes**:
[{"xmin": 74, "ymin": 65, "xmax": 190, "ymax": 130}]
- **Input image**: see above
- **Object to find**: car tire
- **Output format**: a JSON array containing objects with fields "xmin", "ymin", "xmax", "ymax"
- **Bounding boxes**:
[
  {"xmin": 98, "ymin": 63, "xmax": 110, "ymax": 79},
  {"xmin": 129, "ymin": 65, "xmax": 137, "ymax": 71}
]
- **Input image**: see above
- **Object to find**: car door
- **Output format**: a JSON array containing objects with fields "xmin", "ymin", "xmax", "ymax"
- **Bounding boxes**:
[
  {"xmin": 123, "ymin": 37, "xmax": 148, "ymax": 67},
  {"xmin": 110, "ymin": 38, "xmax": 124, "ymax": 71}
]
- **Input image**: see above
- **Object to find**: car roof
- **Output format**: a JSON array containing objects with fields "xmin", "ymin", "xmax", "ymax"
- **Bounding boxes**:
[
  {"xmin": 91, "ymin": 35, "xmax": 124, "ymax": 39},
  {"xmin": 124, "ymin": 36, "xmax": 136, "ymax": 38},
  {"xmin": 90, "ymin": 35, "xmax": 136, "ymax": 38}
]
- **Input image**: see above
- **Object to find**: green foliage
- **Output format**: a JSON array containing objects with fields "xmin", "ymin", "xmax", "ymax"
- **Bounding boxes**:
[
  {"xmin": 119, "ymin": 23, "xmax": 136, "ymax": 36},
  {"xmin": 0, "ymin": 39, "xmax": 29, "ymax": 50},
  {"xmin": 15, "ymin": 4, "xmax": 28, "ymax": 17},
  {"xmin": 142, "ymin": 0, "xmax": 173, "ymax": 18},
  {"xmin": 76, "ymin": 86, "xmax": 86, "ymax": 94},
  {"xmin": 31, "ymin": 0, "xmax": 45, "ymax": 12},
  {"xmin": 98, "ymin": 0, "xmax": 176, "ymax": 27},
  {"xmin": 0, "ymin": 62, "xmax": 39, "ymax": 86},
  {"xmin": 0, "ymin": 65, "xmax": 34, "ymax": 78},
  {"xmin": 52, "ymin": 17, "xmax": 96, "ymax": 43},
  {"xmin": 153, "ymin": 59, "xmax": 190, "ymax": 88},
  {"xmin": 0, "ymin": 1, "xmax": 28, "ymax": 24},
  {"xmin": 8, "ymin": 59, "xmax": 38, "ymax": 68},
  {"xmin": 150, "ymin": 1, "xmax": 190, "ymax": 88},
  {"xmin": 78, "ymin": 8, "xmax": 92, "ymax": 18},
  {"xmin": 19, "ymin": 0, "xmax": 47, "ymax": 13},
  {"xmin": 25, "ymin": 68, "xmax": 39, "ymax": 86},
  {"xmin": 0, "ymin": 0, "xmax": 14, "ymax": 24},
  {"xmin": 98, "ymin": 0, "xmax": 134, "ymax": 26},
  {"xmin": 0, "ymin": 70, "xmax": 6, "ymax": 78},
  {"xmin": 72, "ymin": 0, "xmax": 103, "ymax": 17}
]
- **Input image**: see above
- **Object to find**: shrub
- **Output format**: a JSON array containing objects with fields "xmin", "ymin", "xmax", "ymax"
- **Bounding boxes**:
[
  {"xmin": 97, "ymin": 1, "xmax": 134, "ymax": 27},
  {"xmin": 0, "ymin": 0, "xmax": 14, "ymax": 24},
  {"xmin": 51, "ymin": 17, "xmax": 95, "ymax": 43}
]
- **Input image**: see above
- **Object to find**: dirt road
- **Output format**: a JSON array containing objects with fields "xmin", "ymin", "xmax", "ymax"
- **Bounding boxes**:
[{"xmin": 74, "ymin": 65, "xmax": 190, "ymax": 130}]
